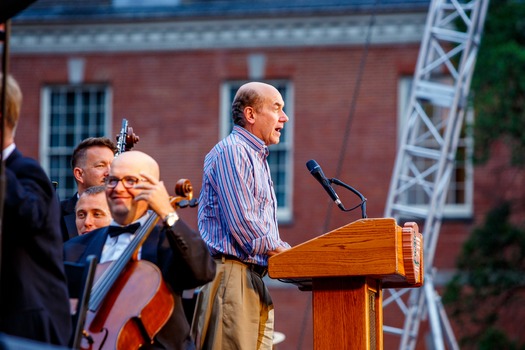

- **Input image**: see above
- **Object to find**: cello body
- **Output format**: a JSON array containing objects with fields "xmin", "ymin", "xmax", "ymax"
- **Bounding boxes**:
[{"xmin": 81, "ymin": 260, "xmax": 174, "ymax": 350}]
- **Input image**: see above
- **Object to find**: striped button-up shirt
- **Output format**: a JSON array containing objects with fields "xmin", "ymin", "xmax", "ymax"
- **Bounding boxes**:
[{"xmin": 198, "ymin": 126, "xmax": 290, "ymax": 266}]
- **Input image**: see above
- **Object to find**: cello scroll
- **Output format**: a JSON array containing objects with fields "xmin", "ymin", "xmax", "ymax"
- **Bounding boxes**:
[
  {"xmin": 116, "ymin": 118, "xmax": 140, "ymax": 155},
  {"xmin": 171, "ymin": 179, "xmax": 198, "ymax": 209}
]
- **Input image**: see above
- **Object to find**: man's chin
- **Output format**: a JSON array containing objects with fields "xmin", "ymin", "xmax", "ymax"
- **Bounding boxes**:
[
  {"xmin": 110, "ymin": 207, "xmax": 132, "ymax": 222},
  {"xmin": 109, "ymin": 200, "xmax": 130, "ymax": 212}
]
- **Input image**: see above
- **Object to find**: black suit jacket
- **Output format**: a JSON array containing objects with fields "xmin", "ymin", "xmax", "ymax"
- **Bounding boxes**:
[
  {"xmin": 0, "ymin": 148, "xmax": 72, "ymax": 346},
  {"xmin": 63, "ymin": 218, "xmax": 216, "ymax": 350},
  {"xmin": 60, "ymin": 194, "xmax": 78, "ymax": 241}
]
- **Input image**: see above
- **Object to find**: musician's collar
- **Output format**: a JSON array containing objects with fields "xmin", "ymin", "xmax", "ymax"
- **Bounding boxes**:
[{"xmin": 109, "ymin": 210, "xmax": 152, "ymax": 228}]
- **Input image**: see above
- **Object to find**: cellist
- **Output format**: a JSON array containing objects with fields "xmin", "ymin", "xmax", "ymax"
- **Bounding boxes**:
[{"xmin": 63, "ymin": 150, "xmax": 216, "ymax": 349}]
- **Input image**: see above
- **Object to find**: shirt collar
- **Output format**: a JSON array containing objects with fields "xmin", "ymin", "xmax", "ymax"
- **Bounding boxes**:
[
  {"xmin": 2, "ymin": 143, "xmax": 16, "ymax": 160},
  {"xmin": 109, "ymin": 210, "xmax": 151, "ymax": 228},
  {"xmin": 232, "ymin": 126, "xmax": 269, "ymax": 157}
]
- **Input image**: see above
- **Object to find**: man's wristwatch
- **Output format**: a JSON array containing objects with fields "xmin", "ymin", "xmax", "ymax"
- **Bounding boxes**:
[{"xmin": 163, "ymin": 212, "xmax": 179, "ymax": 227}]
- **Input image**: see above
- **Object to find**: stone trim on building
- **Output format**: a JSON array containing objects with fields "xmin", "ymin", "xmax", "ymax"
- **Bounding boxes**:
[{"xmin": 11, "ymin": 13, "xmax": 426, "ymax": 53}]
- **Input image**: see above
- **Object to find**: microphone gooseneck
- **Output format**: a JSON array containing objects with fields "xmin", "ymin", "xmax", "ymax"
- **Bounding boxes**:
[
  {"xmin": 306, "ymin": 160, "xmax": 344, "ymax": 210},
  {"xmin": 306, "ymin": 159, "xmax": 367, "ymax": 218}
]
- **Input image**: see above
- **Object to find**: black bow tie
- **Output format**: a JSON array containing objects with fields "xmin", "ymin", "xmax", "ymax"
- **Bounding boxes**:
[{"xmin": 107, "ymin": 223, "xmax": 141, "ymax": 238}]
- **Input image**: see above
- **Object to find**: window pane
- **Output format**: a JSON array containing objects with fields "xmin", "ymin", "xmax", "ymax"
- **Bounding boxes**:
[{"xmin": 44, "ymin": 85, "xmax": 110, "ymax": 200}]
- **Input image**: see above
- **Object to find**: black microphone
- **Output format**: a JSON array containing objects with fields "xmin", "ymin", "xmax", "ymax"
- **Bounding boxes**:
[{"xmin": 306, "ymin": 160, "xmax": 344, "ymax": 210}]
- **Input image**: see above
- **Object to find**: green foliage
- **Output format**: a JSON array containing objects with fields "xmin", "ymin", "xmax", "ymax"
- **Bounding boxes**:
[
  {"xmin": 443, "ymin": 203, "xmax": 525, "ymax": 348},
  {"xmin": 471, "ymin": 0, "xmax": 525, "ymax": 165},
  {"xmin": 478, "ymin": 328, "xmax": 525, "ymax": 350}
]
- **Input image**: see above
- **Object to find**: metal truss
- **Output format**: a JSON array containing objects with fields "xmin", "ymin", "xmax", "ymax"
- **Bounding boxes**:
[{"xmin": 382, "ymin": 0, "xmax": 489, "ymax": 349}]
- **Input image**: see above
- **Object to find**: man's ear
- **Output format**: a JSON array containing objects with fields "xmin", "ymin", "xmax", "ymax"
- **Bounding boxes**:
[
  {"xmin": 244, "ymin": 106, "xmax": 256, "ymax": 125},
  {"xmin": 73, "ymin": 167, "xmax": 84, "ymax": 183}
]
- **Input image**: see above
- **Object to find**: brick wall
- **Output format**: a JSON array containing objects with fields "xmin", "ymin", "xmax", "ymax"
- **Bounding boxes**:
[{"xmin": 10, "ymin": 42, "xmax": 522, "ymax": 349}]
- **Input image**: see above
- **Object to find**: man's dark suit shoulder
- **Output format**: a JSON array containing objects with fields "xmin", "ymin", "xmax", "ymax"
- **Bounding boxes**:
[
  {"xmin": 60, "ymin": 195, "xmax": 79, "ymax": 241},
  {"xmin": 1, "ymin": 148, "xmax": 71, "ymax": 346},
  {"xmin": 61, "ymin": 195, "xmax": 78, "ymax": 217}
]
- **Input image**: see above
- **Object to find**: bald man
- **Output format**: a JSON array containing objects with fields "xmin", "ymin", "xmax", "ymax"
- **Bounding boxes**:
[
  {"xmin": 194, "ymin": 82, "xmax": 291, "ymax": 349},
  {"xmin": 63, "ymin": 150, "xmax": 216, "ymax": 349}
]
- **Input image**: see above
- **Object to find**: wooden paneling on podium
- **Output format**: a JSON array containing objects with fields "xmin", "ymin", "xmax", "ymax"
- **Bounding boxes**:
[{"xmin": 268, "ymin": 218, "xmax": 423, "ymax": 350}]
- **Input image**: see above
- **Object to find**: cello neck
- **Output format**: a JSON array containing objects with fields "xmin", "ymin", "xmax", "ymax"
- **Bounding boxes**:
[{"xmin": 88, "ymin": 211, "xmax": 159, "ymax": 312}]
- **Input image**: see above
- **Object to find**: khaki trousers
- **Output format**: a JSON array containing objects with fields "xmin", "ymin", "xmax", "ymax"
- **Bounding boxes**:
[{"xmin": 192, "ymin": 257, "xmax": 274, "ymax": 350}]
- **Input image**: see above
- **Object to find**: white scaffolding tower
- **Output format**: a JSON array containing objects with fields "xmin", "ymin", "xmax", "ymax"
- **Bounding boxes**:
[{"xmin": 382, "ymin": 0, "xmax": 489, "ymax": 349}]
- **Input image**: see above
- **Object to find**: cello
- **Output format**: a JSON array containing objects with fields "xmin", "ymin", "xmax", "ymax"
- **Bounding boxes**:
[{"xmin": 79, "ymin": 179, "xmax": 195, "ymax": 349}]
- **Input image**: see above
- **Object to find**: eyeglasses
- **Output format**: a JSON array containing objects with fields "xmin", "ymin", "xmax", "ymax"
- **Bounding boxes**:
[{"xmin": 104, "ymin": 176, "xmax": 140, "ymax": 189}]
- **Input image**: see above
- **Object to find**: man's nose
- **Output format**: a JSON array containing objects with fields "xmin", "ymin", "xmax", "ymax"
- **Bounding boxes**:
[
  {"xmin": 113, "ymin": 179, "xmax": 126, "ymax": 190},
  {"xmin": 84, "ymin": 215, "xmax": 94, "ymax": 227}
]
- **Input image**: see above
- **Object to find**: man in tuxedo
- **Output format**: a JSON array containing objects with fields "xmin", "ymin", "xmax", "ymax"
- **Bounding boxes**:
[
  {"xmin": 60, "ymin": 137, "xmax": 116, "ymax": 241},
  {"xmin": 63, "ymin": 150, "xmax": 216, "ymax": 349},
  {"xmin": 0, "ymin": 73, "xmax": 72, "ymax": 345}
]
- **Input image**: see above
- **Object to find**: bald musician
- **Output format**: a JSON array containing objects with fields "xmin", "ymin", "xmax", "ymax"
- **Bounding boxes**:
[{"xmin": 63, "ymin": 150, "xmax": 216, "ymax": 349}]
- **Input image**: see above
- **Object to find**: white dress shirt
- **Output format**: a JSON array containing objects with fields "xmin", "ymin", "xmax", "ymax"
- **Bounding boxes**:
[{"xmin": 100, "ymin": 211, "xmax": 151, "ymax": 263}]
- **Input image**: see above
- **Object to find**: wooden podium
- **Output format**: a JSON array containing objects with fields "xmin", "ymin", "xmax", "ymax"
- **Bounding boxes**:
[{"xmin": 268, "ymin": 218, "xmax": 423, "ymax": 350}]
